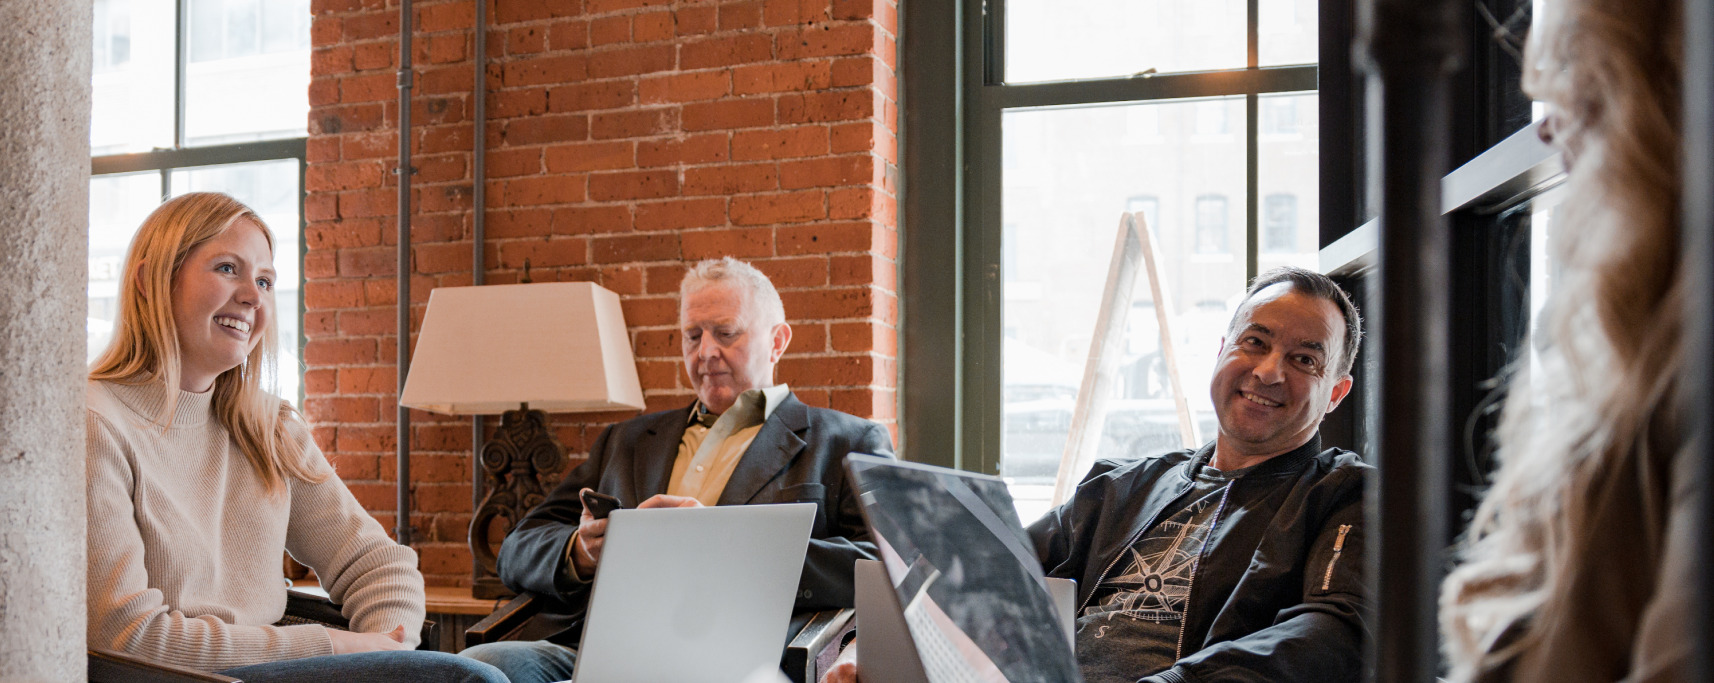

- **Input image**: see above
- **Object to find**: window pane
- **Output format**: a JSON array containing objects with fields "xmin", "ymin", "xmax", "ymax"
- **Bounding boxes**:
[
  {"xmin": 1258, "ymin": 0, "xmax": 1318, "ymax": 66},
  {"xmin": 170, "ymin": 160, "xmax": 304, "ymax": 405},
  {"xmin": 185, "ymin": 0, "xmax": 311, "ymax": 146},
  {"xmin": 1007, "ymin": 0, "xmax": 1246, "ymax": 83},
  {"xmin": 91, "ymin": 0, "xmax": 177, "ymax": 154},
  {"xmin": 1257, "ymin": 93, "xmax": 1319, "ymax": 269},
  {"xmin": 1002, "ymin": 99, "xmax": 1246, "ymax": 522},
  {"xmin": 1527, "ymin": 185, "xmax": 1567, "ymax": 386},
  {"xmin": 89, "ymin": 172, "xmax": 166, "ymax": 363}
]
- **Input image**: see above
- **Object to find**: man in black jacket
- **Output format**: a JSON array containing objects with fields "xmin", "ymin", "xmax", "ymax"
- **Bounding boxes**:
[
  {"xmin": 462, "ymin": 257, "xmax": 895, "ymax": 683},
  {"xmin": 827, "ymin": 266, "xmax": 1368, "ymax": 683}
]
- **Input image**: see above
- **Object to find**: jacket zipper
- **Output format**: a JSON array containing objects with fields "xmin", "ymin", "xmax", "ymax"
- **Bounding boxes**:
[
  {"xmin": 1174, "ymin": 481, "xmax": 1233, "ymax": 662},
  {"xmin": 1320, "ymin": 524, "xmax": 1353, "ymax": 591}
]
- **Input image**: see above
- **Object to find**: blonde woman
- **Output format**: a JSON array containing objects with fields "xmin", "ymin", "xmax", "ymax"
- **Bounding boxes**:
[
  {"xmin": 1439, "ymin": 0, "xmax": 1692, "ymax": 681},
  {"xmin": 86, "ymin": 193, "xmax": 505, "ymax": 682}
]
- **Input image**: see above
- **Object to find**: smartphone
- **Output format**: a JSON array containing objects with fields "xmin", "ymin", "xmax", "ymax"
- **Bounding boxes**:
[{"xmin": 580, "ymin": 490, "xmax": 624, "ymax": 520}]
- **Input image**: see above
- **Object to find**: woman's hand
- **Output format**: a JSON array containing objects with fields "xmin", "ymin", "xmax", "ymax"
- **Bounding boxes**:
[
  {"xmin": 327, "ymin": 624, "xmax": 408, "ymax": 655},
  {"xmin": 572, "ymin": 491, "xmax": 703, "ymax": 576}
]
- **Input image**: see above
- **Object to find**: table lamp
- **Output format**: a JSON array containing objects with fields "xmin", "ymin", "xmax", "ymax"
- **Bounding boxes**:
[{"xmin": 400, "ymin": 281, "xmax": 646, "ymax": 598}]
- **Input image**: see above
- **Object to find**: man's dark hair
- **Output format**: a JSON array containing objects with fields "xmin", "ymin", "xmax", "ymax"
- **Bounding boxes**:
[{"xmin": 1233, "ymin": 266, "xmax": 1364, "ymax": 376}]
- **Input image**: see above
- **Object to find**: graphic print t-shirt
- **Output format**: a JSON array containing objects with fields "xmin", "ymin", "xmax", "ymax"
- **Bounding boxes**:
[{"xmin": 1073, "ymin": 462, "xmax": 1251, "ymax": 683}]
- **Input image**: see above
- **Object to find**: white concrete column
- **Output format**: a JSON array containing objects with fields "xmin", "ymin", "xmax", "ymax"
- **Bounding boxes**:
[{"xmin": 0, "ymin": 2, "xmax": 91, "ymax": 681}]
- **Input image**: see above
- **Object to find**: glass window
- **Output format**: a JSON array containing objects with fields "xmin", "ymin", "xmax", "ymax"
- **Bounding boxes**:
[
  {"xmin": 1263, "ymin": 195, "xmax": 1298, "ymax": 253},
  {"xmin": 91, "ymin": 0, "xmax": 177, "ymax": 154},
  {"xmin": 1006, "ymin": 0, "xmax": 1247, "ymax": 84},
  {"xmin": 1001, "ymin": 101, "xmax": 1245, "ymax": 522},
  {"xmin": 185, "ymin": 0, "xmax": 312, "ymax": 145},
  {"xmin": 91, "ymin": 0, "xmax": 309, "ymax": 402},
  {"xmin": 1527, "ymin": 185, "xmax": 1567, "ymax": 386},
  {"xmin": 94, "ymin": 0, "xmax": 133, "ymax": 74},
  {"xmin": 88, "ymin": 172, "xmax": 167, "ymax": 363},
  {"xmin": 1258, "ymin": 0, "xmax": 1318, "ymax": 66},
  {"xmin": 1257, "ymin": 93, "xmax": 1320, "ymax": 268},
  {"xmin": 1263, "ymin": 96, "xmax": 1299, "ymax": 135},
  {"xmin": 942, "ymin": 0, "xmax": 1320, "ymax": 518},
  {"xmin": 1195, "ymin": 195, "xmax": 1230, "ymax": 253},
  {"xmin": 1127, "ymin": 196, "xmax": 1160, "ymax": 233},
  {"xmin": 1194, "ymin": 100, "xmax": 1231, "ymax": 136}
]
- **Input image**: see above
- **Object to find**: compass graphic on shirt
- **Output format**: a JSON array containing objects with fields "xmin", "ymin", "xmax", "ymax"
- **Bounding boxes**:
[{"xmin": 1087, "ymin": 497, "xmax": 1216, "ymax": 622}]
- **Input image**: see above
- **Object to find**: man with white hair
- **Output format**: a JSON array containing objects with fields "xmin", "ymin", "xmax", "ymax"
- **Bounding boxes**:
[{"xmin": 460, "ymin": 257, "xmax": 896, "ymax": 683}]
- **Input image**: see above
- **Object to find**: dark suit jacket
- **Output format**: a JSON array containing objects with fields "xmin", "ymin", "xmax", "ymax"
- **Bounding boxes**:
[{"xmin": 495, "ymin": 392, "xmax": 896, "ymax": 646}]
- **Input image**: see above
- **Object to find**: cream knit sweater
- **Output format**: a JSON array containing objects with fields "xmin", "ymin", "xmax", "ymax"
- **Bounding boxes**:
[{"xmin": 85, "ymin": 380, "xmax": 424, "ymax": 671}]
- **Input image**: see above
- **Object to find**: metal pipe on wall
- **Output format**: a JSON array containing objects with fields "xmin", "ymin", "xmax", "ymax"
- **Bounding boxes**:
[
  {"xmin": 1681, "ymin": 0, "xmax": 1714, "ymax": 678},
  {"xmin": 471, "ymin": 0, "xmax": 488, "ymax": 574},
  {"xmin": 396, "ymin": 0, "xmax": 415, "ymax": 546},
  {"xmin": 1356, "ymin": 0, "xmax": 1461, "ymax": 681}
]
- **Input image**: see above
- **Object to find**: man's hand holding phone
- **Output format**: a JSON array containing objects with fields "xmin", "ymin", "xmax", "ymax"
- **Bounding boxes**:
[{"xmin": 571, "ymin": 489, "xmax": 703, "ymax": 577}]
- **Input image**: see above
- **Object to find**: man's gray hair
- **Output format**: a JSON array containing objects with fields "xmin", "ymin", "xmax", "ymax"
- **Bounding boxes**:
[{"xmin": 679, "ymin": 257, "xmax": 787, "ymax": 326}]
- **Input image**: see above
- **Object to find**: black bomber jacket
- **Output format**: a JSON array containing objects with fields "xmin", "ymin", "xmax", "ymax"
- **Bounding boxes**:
[{"xmin": 1027, "ymin": 435, "xmax": 1370, "ymax": 683}]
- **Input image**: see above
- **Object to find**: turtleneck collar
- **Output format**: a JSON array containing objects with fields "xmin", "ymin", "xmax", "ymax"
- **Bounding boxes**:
[{"xmin": 104, "ymin": 380, "xmax": 216, "ymax": 429}]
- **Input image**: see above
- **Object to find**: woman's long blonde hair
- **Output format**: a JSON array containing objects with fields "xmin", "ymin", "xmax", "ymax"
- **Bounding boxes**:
[
  {"xmin": 90, "ymin": 192, "xmax": 327, "ymax": 493},
  {"xmin": 1440, "ymin": 0, "xmax": 1682, "ymax": 678}
]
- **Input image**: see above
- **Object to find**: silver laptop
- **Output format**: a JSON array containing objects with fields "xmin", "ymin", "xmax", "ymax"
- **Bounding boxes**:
[
  {"xmin": 572, "ymin": 503, "xmax": 817, "ymax": 683},
  {"xmin": 854, "ymin": 560, "xmax": 1077, "ymax": 683},
  {"xmin": 845, "ymin": 454, "xmax": 1084, "ymax": 683}
]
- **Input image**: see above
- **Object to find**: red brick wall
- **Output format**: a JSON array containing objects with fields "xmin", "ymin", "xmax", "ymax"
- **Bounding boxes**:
[{"xmin": 305, "ymin": 0, "xmax": 899, "ymax": 585}]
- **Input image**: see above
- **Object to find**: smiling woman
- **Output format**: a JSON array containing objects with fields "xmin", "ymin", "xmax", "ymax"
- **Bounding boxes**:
[{"xmin": 83, "ymin": 192, "xmax": 507, "ymax": 682}]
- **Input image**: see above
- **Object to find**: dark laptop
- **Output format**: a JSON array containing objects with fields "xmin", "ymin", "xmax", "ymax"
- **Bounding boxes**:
[{"xmin": 844, "ymin": 454, "xmax": 1082, "ymax": 683}]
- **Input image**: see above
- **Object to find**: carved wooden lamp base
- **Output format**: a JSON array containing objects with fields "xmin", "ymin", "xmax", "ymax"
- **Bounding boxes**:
[{"xmin": 469, "ymin": 404, "xmax": 565, "ymax": 600}]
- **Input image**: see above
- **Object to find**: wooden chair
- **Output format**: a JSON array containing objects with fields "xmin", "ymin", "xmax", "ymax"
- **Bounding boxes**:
[
  {"xmin": 464, "ymin": 591, "xmax": 853, "ymax": 683},
  {"xmin": 87, "ymin": 590, "xmax": 441, "ymax": 683}
]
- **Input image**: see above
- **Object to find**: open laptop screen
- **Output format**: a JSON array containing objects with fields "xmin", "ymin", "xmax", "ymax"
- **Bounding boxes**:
[{"xmin": 845, "ymin": 454, "xmax": 1081, "ymax": 683}]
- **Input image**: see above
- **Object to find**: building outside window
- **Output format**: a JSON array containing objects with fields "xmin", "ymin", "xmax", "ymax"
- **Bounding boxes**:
[
  {"xmin": 88, "ymin": 0, "xmax": 309, "ymax": 406},
  {"xmin": 1194, "ymin": 195, "xmax": 1231, "ymax": 254},
  {"xmin": 1263, "ymin": 194, "xmax": 1298, "ymax": 253}
]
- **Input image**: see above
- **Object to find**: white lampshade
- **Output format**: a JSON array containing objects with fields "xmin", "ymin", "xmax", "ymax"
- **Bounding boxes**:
[{"xmin": 400, "ymin": 282, "xmax": 647, "ymax": 415}]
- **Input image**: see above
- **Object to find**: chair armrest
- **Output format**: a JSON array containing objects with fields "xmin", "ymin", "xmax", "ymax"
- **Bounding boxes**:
[
  {"xmin": 282, "ymin": 589, "xmax": 350, "ymax": 630},
  {"xmin": 464, "ymin": 592, "xmax": 542, "ymax": 647},
  {"xmin": 88, "ymin": 648, "xmax": 241, "ymax": 683},
  {"xmin": 781, "ymin": 608, "xmax": 854, "ymax": 683},
  {"xmin": 417, "ymin": 618, "xmax": 443, "ymax": 652},
  {"xmin": 282, "ymin": 587, "xmax": 437, "ymax": 650}
]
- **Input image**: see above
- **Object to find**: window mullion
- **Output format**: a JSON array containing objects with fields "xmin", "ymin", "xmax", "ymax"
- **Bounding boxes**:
[
  {"xmin": 1247, "ymin": 93, "xmax": 1260, "ymax": 281},
  {"xmin": 174, "ymin": 0, "xmax": 188, "ymax": 149},
  {"xmin": 1248, "ymin": 0, "xmax": 1260, "ymax": 69}
]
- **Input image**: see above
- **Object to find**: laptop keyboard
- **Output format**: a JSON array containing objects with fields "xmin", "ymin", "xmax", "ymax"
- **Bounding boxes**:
[{"xmin": 903, "ymin": 595, "xmax": 984, "ymax": 683}]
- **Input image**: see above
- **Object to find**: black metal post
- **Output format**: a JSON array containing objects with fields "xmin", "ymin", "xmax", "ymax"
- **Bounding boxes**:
[
  {"xmin": 395, "ymin": 0, "xmax": 414, "ymax": 547},
  {"xmin": 471, "ymin": 0, "xmax": 491, "ymax": 590},
  {"xmin": 1357, "ymin": 0, "xmax": 1462, "ymax": 681},
  {"xmin": 1682, "ymin": 0, "xmax": 1714, "ymax": 679}
]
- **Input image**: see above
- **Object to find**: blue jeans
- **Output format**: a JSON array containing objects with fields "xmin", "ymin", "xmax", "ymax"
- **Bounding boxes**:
[
  {"xmin": 218, "ymin": 650, "xmax": 508, "ymax": 683},
  {"xmin": 459, "ymin": 640, "xmax": 580, "ymax": 683}
]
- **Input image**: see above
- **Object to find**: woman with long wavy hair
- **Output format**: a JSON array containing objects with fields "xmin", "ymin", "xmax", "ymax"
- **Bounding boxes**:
[
  {"xmin": 85, "ymin": 192, "xmax": 505, "ymax": 682},
  {"xmin": 1439, "ymin": 0, "xmax": 1692, "ymax": 681}
]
